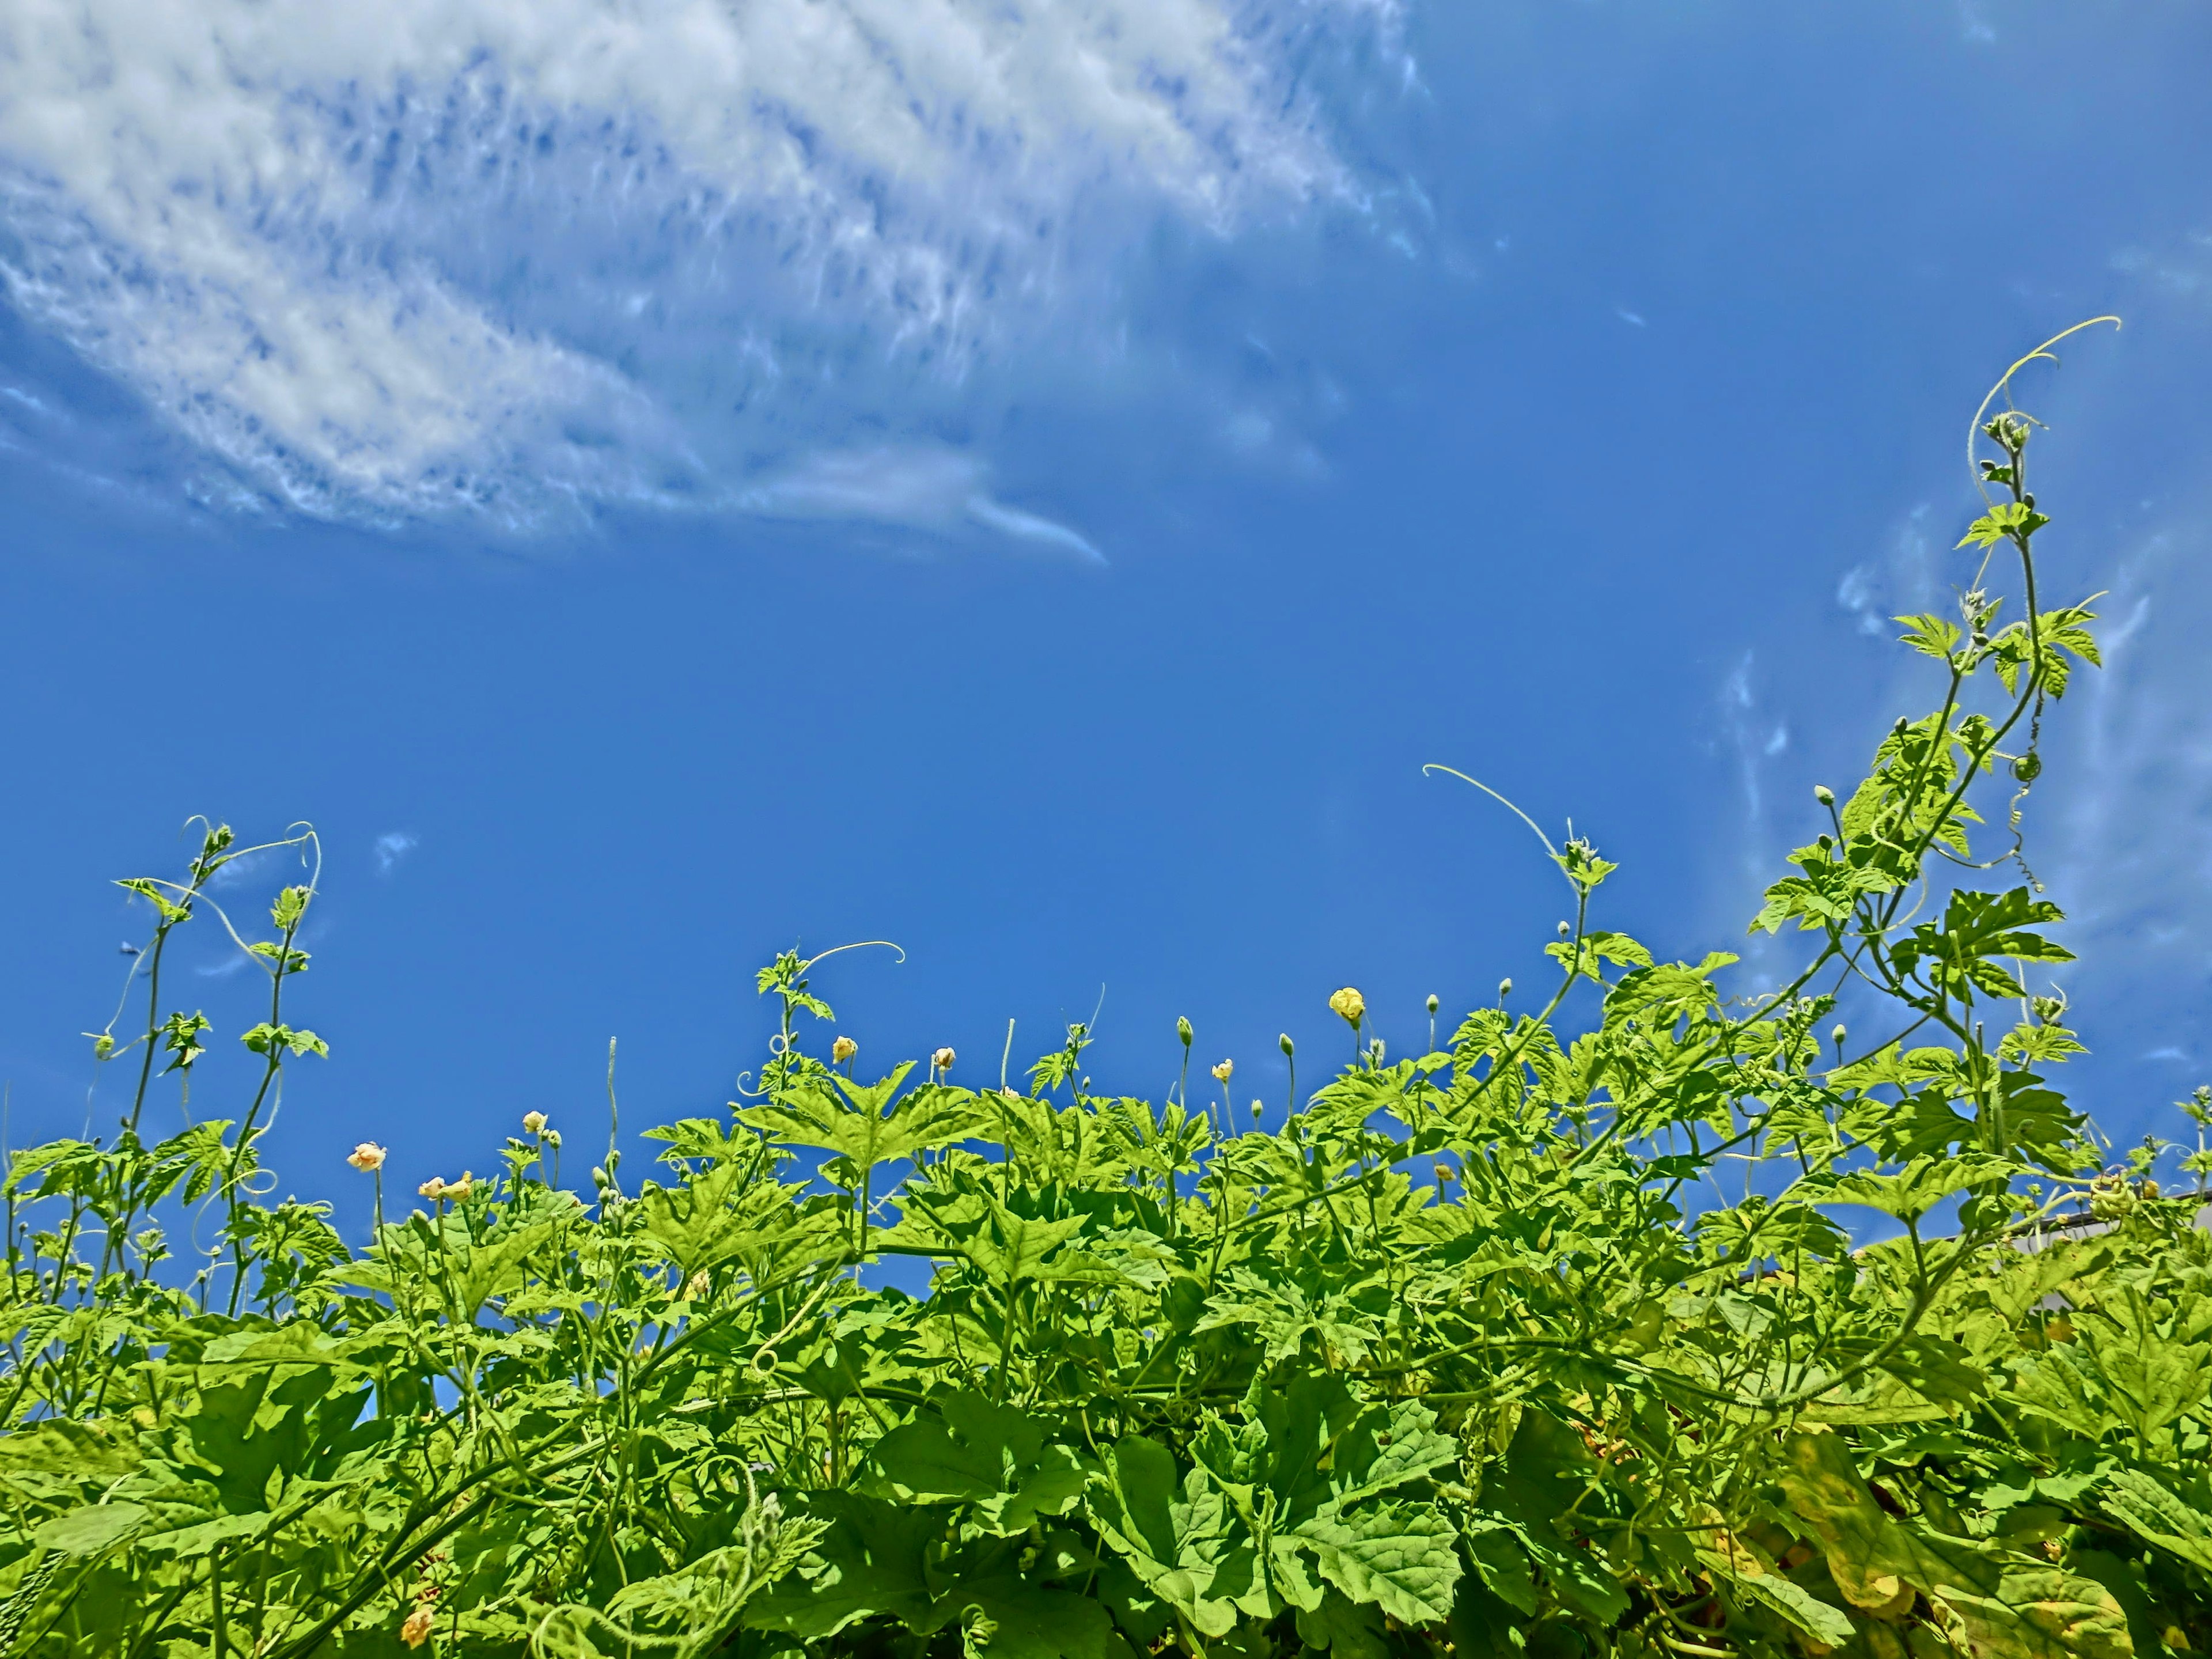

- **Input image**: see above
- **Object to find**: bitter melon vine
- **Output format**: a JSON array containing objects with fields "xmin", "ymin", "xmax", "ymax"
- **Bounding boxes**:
[{"xmin": 2, "ymin": 327, "xmax": 2207, "ymax": 1658}]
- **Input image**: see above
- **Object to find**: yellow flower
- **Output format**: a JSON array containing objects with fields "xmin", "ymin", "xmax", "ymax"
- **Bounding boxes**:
[
  {"xmin": 347, "ymin": 1142, "xmax": 387, "ymax": 1173},
  {"xmin": 445, "ymin": 1172, "xmax": 474, "ymax": 1200},
  {"xmin": 521, "ymin": 1111, "xmax": 548, "ymax": 1135},
  {"xmin": 931, "ymin": 1046, "xmax": 956, "ymax": 1073},
  {"xmin": 1329, "ymin": 987, "xmax": 1365, "ymax": 1029},
  {"xmin": 417, "ymin": 1177, "xmax": 446, "ymax": 1201},
  {"xmin": 400, "ymin": 1605, "xmax": 434, "ymax": 1648},
  {"xmin": 831, "ymin": 1036, "xmax": 858, "ymax": 1065},
  {"xmin": 1210, "ymin": 1059, "xmax": 1233, "ymax": 1084}
]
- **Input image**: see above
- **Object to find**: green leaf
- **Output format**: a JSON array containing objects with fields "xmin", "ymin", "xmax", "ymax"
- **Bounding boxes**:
[
  {"xmin": 636, "ymin": 1160, "xmax": 779, "ymax": 1277},
  {"xmin": 1086, "ymin": 1436, "xmax": 1248, "ymax": 1639},
  {"xmin": 1695, "ymin": 1541, "xmax": 1857, "ymax": 1647},
  {"xmin": 2099, "ymin": 1468, "xmax": 2212, "ymax": 1574},
  {"xmin": 447, "ymin": 1221, "xmax": 557, "ymax": 1320},
  {"xmin": 241, "ymin": 1021, "xmax": 328, "ymax": 1058},
  {"xmin": 1778, "ymin": 1432, "xmax": 2131, "ymax": 1659},
  {"xmin": 1293, "ymin": 1592, "xmax": 1390, "ymax": 1659},
  {"xmin": 1899, "ymin": 613, "xmax": 1964, "ymax": 660},
  {"xmin": 0, "ymin": 1419, "xmax": 141, "ymax": 1480},
  {"xmin": 1892, "ymin": 887, "xmax": 2074, "ymax": 1007},
  {"xmin": 1810, "ymin": 1154, "xmax": 2010, "ymax": 1224},
  {"xmin": 1957, "ymin": 501, "xmax": 2050, "ymax": 549},
  {"xmin": 960, "ymin": 1199, "xmax": 1091, "ymax": 1286},
  {"xmin": 934, "ymin": 1576, "xmax": 1122, "ymax": 1659},
  {"xmin": 861, "ymin": 1391, "xmax": 1089, "ymax": 1535},
  {"xmin": 1461, "ymin": 1411, "xmax": 1627, "ymax": 1627},
  {"xmin": 737, "ymin": 1065, "xmax": 986, "ymax": 1181},
  {"xmin": 35, "ymin": 1502, "xmax": 149, "ymax": 1555},
  {"xmin": 745, "ymin": 1493, "xmax": 941, "ymax": 1640},
  {"xmin": 1460, "ymin": 1527, "xmax": 1536, "ymax": 1616},
  {"xmin": 116, "ymin": 877, "xmax": 191, "ymax": 922},
  {"xmin": 271, "ymin": 884, "xmax": 312, "ymax": 930},
  {"xmin": 1298, "ymin": 1501, "xmax": 1461, "ymax": 1626}
]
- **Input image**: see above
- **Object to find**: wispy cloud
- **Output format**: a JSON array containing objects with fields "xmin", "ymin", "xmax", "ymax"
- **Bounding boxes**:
[
  {"xmin": 1834, "ymin": 504, "xmax": 1936, "ymax": 638},
  {"xmin": 2036, "ymin": 520, "xmax": 2212, "ymax": 1068},
  {"xmin": 736, "ymin": 448, "xmax": 1101, "ymax": 562},
  {"xmin": 0, "ymin": 0, "xmax": 1402, "ymax": 539},
  {"xmin": 1719, "ymin": 652, "xmax": 1790, "ymax": 840},
  {"xmin": 374, "ymin": 832, "xmax": 421, "ymax": 876},
  {"xmin": 2109, "ymin": 232, "xmax": 2212, "ymax": 301}
]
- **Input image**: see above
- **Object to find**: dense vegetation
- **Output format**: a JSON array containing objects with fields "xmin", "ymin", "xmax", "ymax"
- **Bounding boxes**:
[{"xmin": 3, "ymin": 328, "xmax": 2207, "ymax": 1659}]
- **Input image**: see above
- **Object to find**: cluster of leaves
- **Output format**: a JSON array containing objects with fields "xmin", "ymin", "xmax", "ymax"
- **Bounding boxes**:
[{"xmin": 3, "ymin": 336, "xmax": 2208, "ymax": 1659}]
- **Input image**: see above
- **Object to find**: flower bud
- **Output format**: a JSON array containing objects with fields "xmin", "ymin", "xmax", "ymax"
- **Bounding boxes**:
[
  {"xmin": 1211, "ymin": 1059, "xmax": 1234, "ymax": 1084},
  {"xmin": 1279, "ymin": 1032, "xmax": 1294, "ymax": 1058},
  {"xmin": 1250, "ymin": 1099, "xmax": 1264, "ymax": 1119},
  {"xmin": 445, "ymin": 1173, "xmax": 473, "ymax": 1200},
  {"xmin": 831, "ymin": 1035, "xmax": 858, "ymax": 1065},
  {"xmin": 521, "ymin": 1111, "xmax": 547, "ymax": 1135},
  {"xmin": 347, "ymin": 1142, "xmax": 387, "ymax": 1173},
  {"xmin": 1498, "ymin": 978, "xmax": 1513, "ymax": 1001},
  {"xmin": 931, "ymin": 1046, "xmax": 956, "ymax": 1073},
  {"xmin": 418, "ymin": 1176, "xmax": 446, "ymax": 1201},
  {"xmin": 590, "ymin": 1166, "xmax": 609, "ymax": 1188},
  {"xmin": 1831, "ymin": 1023, "xmax": 1847, "ymax": 1049},
  {"xmin": 1557, "ymin": 921, "xmax": 1571, "ymax": 939},
  {"xmin": 544, "ymin": 1129, "xmax": 562, "ymax": 1147},
  {"xmin": 1177, "ymin": 1016, "xmax": 1194, "ymax": 1048},
  {"xmin": 1813, "ymin": 784, "xmax": 1834, "ymax": 806},
  {"xmin": 1426, "ymin": 993, "xmax": 1440, "ymax": 1016},
  {"xmin": 1328, "ymin": 987, "xmax": 1365, "ymax": 1028}
]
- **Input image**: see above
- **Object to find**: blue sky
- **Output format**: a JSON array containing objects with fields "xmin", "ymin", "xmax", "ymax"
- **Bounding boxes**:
[{"xmin": 2, "ymin": 0, "xmax": 2209, "ymax": 1219}]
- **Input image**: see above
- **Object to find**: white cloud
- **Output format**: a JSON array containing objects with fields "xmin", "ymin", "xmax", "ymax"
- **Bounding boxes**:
[
  {"xmin": 1835, "ymin": 504, "xmax": 1935, "ymax": 638},
  {"xmin": 204, "ymin": 845, "xmax": 279, "ymax": 891},
  {"xmin": 0, "ymin": 0, "xmax": 1399, "ymax": 536},
  {"xmin": 374, "ymin": 832, "xmax": 421, "ymax": 876},
  {"xmin": 2035, "ymin": 522, "xmax": 2212, "ymax": 1048},
  {"xmin": 1718, "ymin": 652, "xmax": 1790, "ymax": 847},
  {"xmin": 737, "ymin": 445, "xmax": 1100, "ymax": 560}
]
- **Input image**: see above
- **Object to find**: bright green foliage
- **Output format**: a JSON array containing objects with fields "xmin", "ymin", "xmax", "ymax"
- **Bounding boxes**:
[{"xmin": 3, "ymin": 339, "xmax": 2209, "ymax": 1658}]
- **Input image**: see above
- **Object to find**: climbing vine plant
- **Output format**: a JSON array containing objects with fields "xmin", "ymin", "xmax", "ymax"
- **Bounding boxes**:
[{"xmin": 2, "ymin": 325, "xmax": 2207, "ymax": 1659}]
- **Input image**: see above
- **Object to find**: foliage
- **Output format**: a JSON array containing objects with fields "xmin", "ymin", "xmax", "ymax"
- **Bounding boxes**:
[{"xmin": 3, "ymin": 327, "xmax": 2207, "ymax": 1659}]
